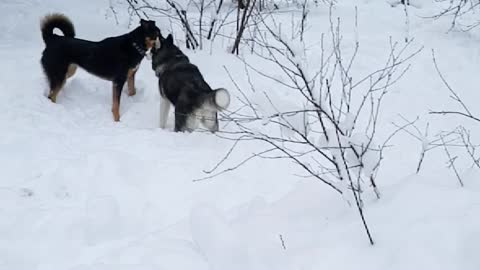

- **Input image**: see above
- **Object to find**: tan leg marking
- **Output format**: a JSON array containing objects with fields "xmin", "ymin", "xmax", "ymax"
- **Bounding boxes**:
[
  {"xmin": 66, "ymin": 64, "xmax": 77, "ymax": 79},
  {"xmin": 48, "ymin": 79, "xmax": 66, "ymax": 103},
  {"xmin": 112, "ymin": 83, "xmax": 120, "ymax": 122},
  {"xmin": 127, "ymin": 67, "xmax": 138, "ymax": 96},
  {"xmin": 49, "ymin": 64, "xmax": 76, "ymax": 103}
]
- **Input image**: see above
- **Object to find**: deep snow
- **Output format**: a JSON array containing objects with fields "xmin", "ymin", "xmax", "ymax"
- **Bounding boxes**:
[{"xmin": 1, "ymin": 0, "xmax": 480, "ymax": 269}]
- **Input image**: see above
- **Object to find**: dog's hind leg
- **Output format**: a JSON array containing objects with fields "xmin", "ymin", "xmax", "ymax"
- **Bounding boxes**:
[
  {"xmin": 48, "ymin": 64, "xmax": 75, "ymax": 103},
  {"xmin": 66, "ymin": 64, "xmax": 77, "ymax": 79},
  {"xmin": 42, "ymin": 57, "xmax": 68, "ymax": 103},
  {"xmin": 185, "ymin": 115, "xmax": 199, "ymax": 131},
  {"xmin": 47, "ymin": 78, "xmax": 66, "ymax": 103},
  {"xmin": 174, "ymin": 106, "xmax": 197, "ymax": 132},
  {"xmin": 159, "ymin": 96, "xmax": 170, "ymax": 129},
  {"xmin": 174, "ymin": 107, "xmax": 189, "ymax": 132},
  {"xmin": 112, "ymin": 78, "xmax": 126, "ymax": 122}
]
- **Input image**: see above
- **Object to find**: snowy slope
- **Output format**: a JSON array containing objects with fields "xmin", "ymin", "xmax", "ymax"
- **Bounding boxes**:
[{"xmin": 1, "ymin": 0, "xmax": 480, "ymax": 270}]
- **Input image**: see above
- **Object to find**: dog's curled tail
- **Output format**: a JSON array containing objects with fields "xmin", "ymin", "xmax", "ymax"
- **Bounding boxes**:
[
  {"xmin": 40, "ymin": 13, "xmax": 75, "ymax": 43},
  {"xmin": 212, "ymin": 88, "xmax": 231, "ymax": 110}
]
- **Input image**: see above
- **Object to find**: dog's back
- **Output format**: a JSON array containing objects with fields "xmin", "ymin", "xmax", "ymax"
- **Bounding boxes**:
[{"xmin": 41, "ymin": 17, "xmax": 142, "ymax": 80}]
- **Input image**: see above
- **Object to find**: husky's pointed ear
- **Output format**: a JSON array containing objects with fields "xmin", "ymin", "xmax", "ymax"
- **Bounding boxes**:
[
  {"xmin": 211, "ymin": 88, "xmax": 230, "ymax": 110},
  {"xmin": 166, "ymin": 34, "xmax": 174, "ymax": 45}
]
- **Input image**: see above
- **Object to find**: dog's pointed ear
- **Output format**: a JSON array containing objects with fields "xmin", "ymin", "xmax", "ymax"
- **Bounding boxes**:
[
  {"xmin": 140, "ymin": 19, "xmax": 148, "ymax": 29},
  {"xmin": 166, "ymin": 34, "xmax": 173, "ymax": 45}
]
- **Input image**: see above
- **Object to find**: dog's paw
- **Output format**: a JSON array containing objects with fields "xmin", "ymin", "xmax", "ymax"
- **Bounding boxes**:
[
  {"xmin": 48, "ymin": 93, "xmax": 57, "ymax": 103},
  {"xmin": 128, "ymin": 83, "xmax": 147, "ymax": 101},
  {"xmin": 128, "ymin": 88, "xmax": 137, "ymax": 96},
  {"xmin": 112, "ymin": 110, "xmax": 120, "ymax": 122}
]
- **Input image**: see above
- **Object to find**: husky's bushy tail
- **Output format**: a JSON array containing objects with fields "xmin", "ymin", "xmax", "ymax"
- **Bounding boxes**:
[
  {"xmin": 40, "ymin": 13, "xmax": 75, "ymax": 43},
  {"xmin": 212, "ymin": 88, "xmax": 230, "ymax": 110}
]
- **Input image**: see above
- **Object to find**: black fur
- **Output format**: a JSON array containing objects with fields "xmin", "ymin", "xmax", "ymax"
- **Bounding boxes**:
[
  {"xmin": 151, "ymin": 34, "xmax": 229, "ymax": 132},
  {"xmin": 41, "ymin": 14, "xmax": 75, "ymax": 42},
  {"xmin": 40, "ymin": 13, "xmax": 161, "ymax": 121}
]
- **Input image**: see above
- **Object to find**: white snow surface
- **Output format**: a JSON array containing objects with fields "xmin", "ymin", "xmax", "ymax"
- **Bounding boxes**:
[{"xmin": 1, "ymin": 0, "xmax": 480, "ymax": 269}]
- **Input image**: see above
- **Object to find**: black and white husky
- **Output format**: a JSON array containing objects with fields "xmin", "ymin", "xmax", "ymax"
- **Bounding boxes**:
[{"xmin": 150, "ymin": 34, "xmax": 230, "ymax": 132}]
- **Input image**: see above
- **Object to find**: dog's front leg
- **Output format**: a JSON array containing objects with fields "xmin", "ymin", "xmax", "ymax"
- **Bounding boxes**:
[
  {"xmin": 112, "ymin": 78, "xmax": 126, "ymax": 122},
  {"xmin": 127, "ymin": 66, "xmax": 138, "ymax": 96},
  {"xmin": 159, "ymin": 96, "xmax": 170, "ymax": 129}
]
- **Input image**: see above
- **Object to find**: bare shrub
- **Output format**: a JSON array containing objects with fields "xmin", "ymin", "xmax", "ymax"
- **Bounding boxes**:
[
  {"xmin": 197, "ymin": 5, "xmax": 421, "ymax": 244},
  {"xmin": 433, "ymin": 0, "xmax": 480, "ymax": 31}
]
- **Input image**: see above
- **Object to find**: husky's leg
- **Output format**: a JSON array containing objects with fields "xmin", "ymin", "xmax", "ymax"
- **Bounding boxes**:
[
  {"xmin": 159, "ymin": 96, "xmax": 170, "ymax": 129},
  {"xmin": 174, "ymin": 107, "xmax": 189, "ymax": 132},
  {"xmin": 185, "ymin": 114, "xmax": 199, "ymax": 132}
]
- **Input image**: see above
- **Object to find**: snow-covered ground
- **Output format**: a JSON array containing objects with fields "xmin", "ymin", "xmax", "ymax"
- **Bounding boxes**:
[{"xmin": 1, "ymin": 0, "xmax": 480, "ymax": 269}]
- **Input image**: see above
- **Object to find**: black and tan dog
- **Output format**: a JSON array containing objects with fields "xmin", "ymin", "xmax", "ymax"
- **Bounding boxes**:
[{"xmin": 40, "ymin": 13, "xmax": 160, "ymax": 121}]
